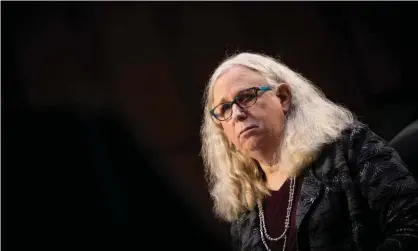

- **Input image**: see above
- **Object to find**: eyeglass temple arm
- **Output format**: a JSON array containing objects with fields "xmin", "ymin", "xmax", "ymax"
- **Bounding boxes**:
[{"xmin": 259, "ymin": 86, "xmax": 272, "ymax": 91}]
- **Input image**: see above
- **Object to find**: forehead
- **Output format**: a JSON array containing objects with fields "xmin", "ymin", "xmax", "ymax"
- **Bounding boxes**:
[{"xmin": 212, "ymin": 66, "xmax": 264, "ymax": 105}]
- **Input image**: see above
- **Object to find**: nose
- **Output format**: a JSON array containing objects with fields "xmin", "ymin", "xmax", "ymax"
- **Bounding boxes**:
[{"xmin": 231, "ymin": 103, "xmax": 247, "ymax": 121}]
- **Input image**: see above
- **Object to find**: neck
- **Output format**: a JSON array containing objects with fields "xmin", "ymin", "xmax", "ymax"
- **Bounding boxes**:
[
  {"xmin": 251, "ymin": 147, "xmax": 290, "ymax": 190},
  {"xmin": 251, "ymin": 148, "xmax": 278, "ymax": 169},
  {"xmin": 259, "ymin": 163, "xmax": 289, "ymax": 191}
]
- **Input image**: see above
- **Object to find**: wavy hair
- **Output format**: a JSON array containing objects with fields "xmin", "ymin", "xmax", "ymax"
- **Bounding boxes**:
[{"xmin": 201, "ymin": 52, "xmax": 355, "ymax": 222}]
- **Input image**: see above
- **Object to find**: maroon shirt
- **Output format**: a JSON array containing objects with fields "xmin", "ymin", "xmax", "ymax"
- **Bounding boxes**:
[{"xmin": 263, "ymin": 177, "xmax": 303, "ymax": 251}]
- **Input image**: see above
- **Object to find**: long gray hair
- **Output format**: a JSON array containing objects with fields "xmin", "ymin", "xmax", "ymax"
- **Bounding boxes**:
[{"xmin": 201, "ymin": 53, "xmax": 355, "ymax": 222}]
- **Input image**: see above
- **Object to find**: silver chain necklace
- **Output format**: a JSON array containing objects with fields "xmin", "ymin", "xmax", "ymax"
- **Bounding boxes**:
[{"xmin": 258, "ymin": 177, "xmax": 296, "ymax": 251}]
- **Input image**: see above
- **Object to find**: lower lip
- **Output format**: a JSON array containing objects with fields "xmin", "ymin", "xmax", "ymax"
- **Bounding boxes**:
[{"xmin": 241, "ymin": 127, "xmax": 258, "ymax": 137}]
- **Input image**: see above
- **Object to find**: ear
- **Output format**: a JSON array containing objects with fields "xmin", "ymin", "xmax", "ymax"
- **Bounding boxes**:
[{"xmin": 276, "ymin": 83, "xmax": 291, "ymax": 113}]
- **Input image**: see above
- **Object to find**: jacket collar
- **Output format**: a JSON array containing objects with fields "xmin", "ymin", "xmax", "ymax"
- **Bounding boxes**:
[
  {"xmin": 295, "ymin": 142, "xmax": 336, "ymax": 229},
  {"xmin": 296, "ymin": 167, "xmax": 324, "ymax": 229}
]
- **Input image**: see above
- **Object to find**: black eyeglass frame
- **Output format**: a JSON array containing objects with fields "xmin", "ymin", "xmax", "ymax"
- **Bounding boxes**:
[{"xmin": 210, "ymin": 86, "xmax": 272, "ymax": 121}]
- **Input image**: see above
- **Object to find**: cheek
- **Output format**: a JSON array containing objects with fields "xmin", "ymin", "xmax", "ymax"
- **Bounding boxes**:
[
  {"xmin": 222, "ymin": 124, "xmax": 237, "ymax": 144},
  {"xmin": 221, "ymin": 123, "xmax": 233, "ymax": 138},
  {"xmin": 260, "ymin": 100, "xmax": 285, "ymax": 123},
  {"xmin": 265, "ymin": 113, "xmax": 285, "ymax": 134}
]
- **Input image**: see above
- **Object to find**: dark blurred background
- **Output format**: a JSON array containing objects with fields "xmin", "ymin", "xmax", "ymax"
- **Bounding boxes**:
[{"xmin": 2, "ymin": 1, "xmax": 418, "ymax": 250}]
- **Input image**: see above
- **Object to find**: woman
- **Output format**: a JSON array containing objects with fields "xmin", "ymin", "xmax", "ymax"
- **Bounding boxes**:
[{"xmin": 200, "ymin": 52, "xmax": 418, "ymax": 251}]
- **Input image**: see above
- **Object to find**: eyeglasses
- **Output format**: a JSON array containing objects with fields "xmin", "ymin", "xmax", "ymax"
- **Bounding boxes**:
[{"xmin": 210, "ymin": 86, "xmax": 272, "ymax": 121}]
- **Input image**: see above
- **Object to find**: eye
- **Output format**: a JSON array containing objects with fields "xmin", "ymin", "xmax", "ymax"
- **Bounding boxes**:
[
  {"xmin": 214, "ymin": 103, "xmax": 231, "ymax": 117},
  {"xmin": 236, "ymin": 93, "xmax": 256, "ymax": 105},
  {"xmin": 220, "ymin": 103, "xmax": 232, "ymax": 114}
]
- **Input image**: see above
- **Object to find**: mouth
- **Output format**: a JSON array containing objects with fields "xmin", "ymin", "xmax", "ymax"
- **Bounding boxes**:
[{"xmin": 239, "ymin": 125, "xmax": 258, "ymax": 137}]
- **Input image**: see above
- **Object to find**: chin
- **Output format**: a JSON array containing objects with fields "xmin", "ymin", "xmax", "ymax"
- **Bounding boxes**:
[{"xmin": 243, "ymin": 139, "xmax": 264, "ymax": 153}]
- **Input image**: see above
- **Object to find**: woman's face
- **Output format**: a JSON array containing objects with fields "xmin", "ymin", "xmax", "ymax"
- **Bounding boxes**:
[{"xmin": 212, "ymin": 66, "xmax": 291, "ymax": 161}]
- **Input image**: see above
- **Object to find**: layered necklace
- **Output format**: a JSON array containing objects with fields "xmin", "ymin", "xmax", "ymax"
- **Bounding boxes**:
[{"xmin": 258, "ymin": 177, "xmax": 296, "ymax": 251}]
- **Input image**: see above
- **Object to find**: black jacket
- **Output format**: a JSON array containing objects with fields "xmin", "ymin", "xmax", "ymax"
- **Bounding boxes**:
[{"xmin": 231, "ymin": 123, "xmax": 418, "ymax": 251}]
